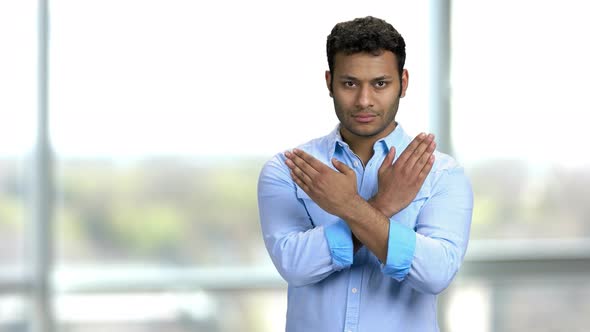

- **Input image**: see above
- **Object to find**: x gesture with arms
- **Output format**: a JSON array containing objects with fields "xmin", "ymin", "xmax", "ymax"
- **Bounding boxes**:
[{"xmin": 285, "ymin": 132, "xmax": 436, "ymax": 262}]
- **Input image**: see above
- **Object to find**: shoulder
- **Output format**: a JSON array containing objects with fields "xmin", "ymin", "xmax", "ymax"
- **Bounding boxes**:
[
  {"xmin": 295, "ymin": 134, "xmax": 334, "ymax": 163},
  {"xmin": 427, "ymin": 151, "xmax": 472, "ymax": 194},
  {"xmin": 432, "ymin": 150, "xmax": 460, "ymax": 173},
  {"xmin": 429, "ymin": 151, "xmax": 471, "ymax": 188},
  {"xmin": 259, "ymin": 133, "xmax": 333, "ymax": 184}
]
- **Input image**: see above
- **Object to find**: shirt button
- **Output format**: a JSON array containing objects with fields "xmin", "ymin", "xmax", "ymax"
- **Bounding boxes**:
[
  {"xmin": 351, "ymin": 288, "xmax": 358, "ymax": 293},
  {"xmin": 353, "ymin": 161, "xmax": 359, "ymax": 168}
]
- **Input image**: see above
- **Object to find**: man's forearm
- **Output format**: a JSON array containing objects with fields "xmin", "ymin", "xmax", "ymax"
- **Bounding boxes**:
[
  {"xmin": 352, "ymin": 197, "xmax": 396, "ymax": 253},
  {"xmin": 340, "ymin": 195, "xmax": 391, "ymax": 262}
]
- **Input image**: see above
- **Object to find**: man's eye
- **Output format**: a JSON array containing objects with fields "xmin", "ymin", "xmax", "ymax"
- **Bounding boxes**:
[
  {"xmin": 344, "ymin": 81, "xmax": 356, "ymax": 87},
  {"xmin": 375, "ymin": 81, "xmax": 387, "ymax": 88}
]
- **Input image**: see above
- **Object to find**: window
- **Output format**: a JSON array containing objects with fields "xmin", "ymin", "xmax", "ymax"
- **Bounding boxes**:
[
  {"xmin": 0, "ymin": 2, "xmax": 37, "ymax": 329},
  {"xmin": 452, "ymin": 0, "xmax": 590, "ymax": 240},
  {"xmin": 445, "ymin": 1, "xmax": 590, "ymax": 331},
  {"xmin": 6, "ymin": 1, "xmax": 587, "ymax": 331},
  {"xmin": 49, "ymin": 1, "xmax": 430, "ymax": 331},
  {"xmin": 0, "ymin": 0, "xmax": 36, "ymax": 270}
]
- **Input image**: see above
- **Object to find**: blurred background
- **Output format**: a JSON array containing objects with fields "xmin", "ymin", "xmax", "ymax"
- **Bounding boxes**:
[{"xmin": 1, "ymin": 0, "xmax": 589, "ymax": 331}]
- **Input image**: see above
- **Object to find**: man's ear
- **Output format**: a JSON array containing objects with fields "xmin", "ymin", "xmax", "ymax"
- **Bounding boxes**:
[
  {"xmin": 325, "ymin": 70, "xmax": 333, "ymax": 97},
  {"xmin": 400, "ymin": 69, "xmax": 409, "ymax": 98}
]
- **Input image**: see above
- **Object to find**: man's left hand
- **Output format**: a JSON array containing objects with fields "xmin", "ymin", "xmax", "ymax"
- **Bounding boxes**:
[{"xmin": 284, "ymin": 149, "xmax": 360, "ymax": 218}]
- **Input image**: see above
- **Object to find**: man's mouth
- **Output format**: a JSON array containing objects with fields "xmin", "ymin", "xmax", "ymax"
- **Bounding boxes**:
[{"xmin": 353, "ymin": 113, "xmax": 377, "ymax": 123}]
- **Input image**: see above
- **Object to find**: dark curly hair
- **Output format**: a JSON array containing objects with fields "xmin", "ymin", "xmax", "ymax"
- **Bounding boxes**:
[{"xmin": 326, "ymin": 16, "xmax": 406, "ymax": 84}]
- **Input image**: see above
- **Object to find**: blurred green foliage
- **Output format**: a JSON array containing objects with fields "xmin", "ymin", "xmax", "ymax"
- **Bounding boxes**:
[{"xmin": 1, "ymin": 157, "xmax": 590, "ymax": 266}]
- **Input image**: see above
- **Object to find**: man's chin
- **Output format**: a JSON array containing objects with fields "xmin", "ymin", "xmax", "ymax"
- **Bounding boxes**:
[
  {"xmin": 342, "ymin": 121, "xmax": 397, "ymax": 139},
  {"xmin": 347, "ymin": 127, "xmax": 383, "ymax": 138}
]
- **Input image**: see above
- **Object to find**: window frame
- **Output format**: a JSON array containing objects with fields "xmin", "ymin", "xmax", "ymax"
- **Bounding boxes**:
[{"xmin": 1, "ymin": 1, "xmax": 589, "ymax": 331}]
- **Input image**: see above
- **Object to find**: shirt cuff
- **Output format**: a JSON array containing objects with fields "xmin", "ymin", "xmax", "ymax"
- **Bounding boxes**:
[
  {"xmin": 323, "ymin": 220, "xmax": 354, "ymax": 271},
  {"xmin": 381, "ymin": 220, "xmax": 416, "ymax": 281}
]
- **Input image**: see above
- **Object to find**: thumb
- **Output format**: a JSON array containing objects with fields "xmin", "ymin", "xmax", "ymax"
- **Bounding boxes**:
[
  {"xmin": 379, "ymin": 147, "xmax": 396, "ymax": 172},
  {"xmin": 332, "ymin": 158, "xmax": 353, "ymax": 175}
]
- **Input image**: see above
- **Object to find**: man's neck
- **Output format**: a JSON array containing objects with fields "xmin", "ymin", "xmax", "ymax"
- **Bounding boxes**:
[
  {"xmin": 347, "ymin": 139, "xmax": 376, "ymax": 165},
  {"xmin": 340, "ymin": 123, "xmax": 397, "ymax": 166}
]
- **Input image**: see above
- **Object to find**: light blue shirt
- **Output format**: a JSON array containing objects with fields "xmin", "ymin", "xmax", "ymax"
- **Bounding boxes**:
[{"xmin": 258, "ymin": 124, "xmax": 473, "ymax": 332}]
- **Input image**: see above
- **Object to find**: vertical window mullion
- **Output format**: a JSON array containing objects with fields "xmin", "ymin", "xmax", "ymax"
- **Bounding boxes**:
[
  {"xmin": 429, "ymin": 0, "xmax": 453, "ymax": 330},
  {"xmin": 29, "ymin": 0, "xmax": 55, "ymax": 331},
  {"xmin": 429, "ymin": 0, "xmax": 452, "ymax": 156}
]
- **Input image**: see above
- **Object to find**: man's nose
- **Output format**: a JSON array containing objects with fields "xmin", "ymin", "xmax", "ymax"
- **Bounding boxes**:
[{"xmin": 355, "ymin": 85, "xmax": 374, "ymax": 109}]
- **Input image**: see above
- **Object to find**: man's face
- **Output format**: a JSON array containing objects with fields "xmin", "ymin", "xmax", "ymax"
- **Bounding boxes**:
[{"xmin": 326, "ymin": 51, "xmax": 408, "ymax": 141}]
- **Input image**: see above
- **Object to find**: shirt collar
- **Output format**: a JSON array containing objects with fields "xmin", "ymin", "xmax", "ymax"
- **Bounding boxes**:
[
  {"xmin": 327, "ymin": 122, "xmax": 411, "ymax": 159},
  {"xmin": 326, "ymin": 124, "xmax": 343, "ymax": 159},
  {"xmin": 378, "ymin": 122, "xmax": 410, "ymax": 154}
]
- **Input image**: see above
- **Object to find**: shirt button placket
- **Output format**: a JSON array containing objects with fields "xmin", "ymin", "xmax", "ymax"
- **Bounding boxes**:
[{"xmin": 343, "ymin": 269, "xmax": 362, "ymax": 332}]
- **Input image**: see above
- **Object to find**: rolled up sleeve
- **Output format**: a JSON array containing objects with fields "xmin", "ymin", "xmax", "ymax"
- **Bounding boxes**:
[
  {"xmin": 381, "ymin": 221, "xmax": 416, "ymax": 281},
  {"xmin": 324, "ymin": 220, "xmax": 354, "ymax": 270}
]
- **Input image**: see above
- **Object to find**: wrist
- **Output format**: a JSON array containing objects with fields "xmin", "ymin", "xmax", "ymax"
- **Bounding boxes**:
[
  {"xmin": 339, "ymin": 194, "xmax": 366, "ymax": 221},
  {"xmin": 369, "ymin": 194, "xmax": 398, "ymax": 218}
]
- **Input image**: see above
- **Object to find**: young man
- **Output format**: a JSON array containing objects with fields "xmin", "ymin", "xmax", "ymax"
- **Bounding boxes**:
[{"xmin": 258, "ymin": 16, "xmax": 473, "ymax": 332}]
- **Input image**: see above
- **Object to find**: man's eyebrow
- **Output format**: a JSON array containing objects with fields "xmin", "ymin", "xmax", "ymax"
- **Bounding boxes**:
[
  {"xmin": 337, "ymin": 75, "xmax": 359, "ymax": 80},
  {"xmin": 337, "ymin": 75, "xmax": 394, "ymax": 81},
  {"xmin": 372, "ymin": 75, "xmax": 394, "ymax": 81}
]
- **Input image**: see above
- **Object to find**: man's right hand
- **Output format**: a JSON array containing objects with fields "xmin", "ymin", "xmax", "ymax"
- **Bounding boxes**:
[{"xmin": 370, "ymin": 133, "xmax": 436, "ymax": 218}]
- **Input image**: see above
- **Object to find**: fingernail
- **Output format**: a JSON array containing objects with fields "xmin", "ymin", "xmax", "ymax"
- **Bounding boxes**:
[{"xmin": 419, "ymin": 133, "xmax": 426, "ymax": 138}]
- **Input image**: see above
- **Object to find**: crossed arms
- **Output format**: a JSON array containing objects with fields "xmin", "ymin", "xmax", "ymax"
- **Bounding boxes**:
[
  {"xmin": 258, "ymin": 133, "xmax": 473, "ymax": 293},
  {"xmin": 284, "ymin": 133, "xmax": 436, "ymax": 262}
]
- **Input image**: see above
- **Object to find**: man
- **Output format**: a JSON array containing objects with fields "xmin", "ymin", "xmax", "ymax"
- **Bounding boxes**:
[{"xmin": 258, "ymin": 16, "xmax": 473, "ymax": 332}]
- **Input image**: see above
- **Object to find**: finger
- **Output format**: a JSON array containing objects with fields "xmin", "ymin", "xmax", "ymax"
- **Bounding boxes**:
[
  {"xmin": 290, "ymin": 170, "xmax": 310, "ymax": 193},
  {"xmin": 406, "ymin": 133, "xmax": 434, "ymax": 170},
  {"xmin": 287, "ymin": 160, "xmax": 314, "ymax": 187},
  {"xmin": 417, "ymin": 154, "xmax": 435, "ymax": 181},
  {"xmin": 379, "ymin": 146, "xmax": 396, "ymax": 173},
  {"xmin": 293, "ymin": 148, "xmax": 329, "ymax": 173},
  {"xmin": 287, "ymin": 150, "xmax": 321, "ymax": 180},
  {"xmin": 410, "ymin": 140, "xmax": 436, "ymax": 177},
  {"xmin": 332, "ymin": 158, "xmax": 353, "ymax": 175},
  {"xmin": 396, "ymin": 132, "xmax": 426, "ymax": 166}
]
